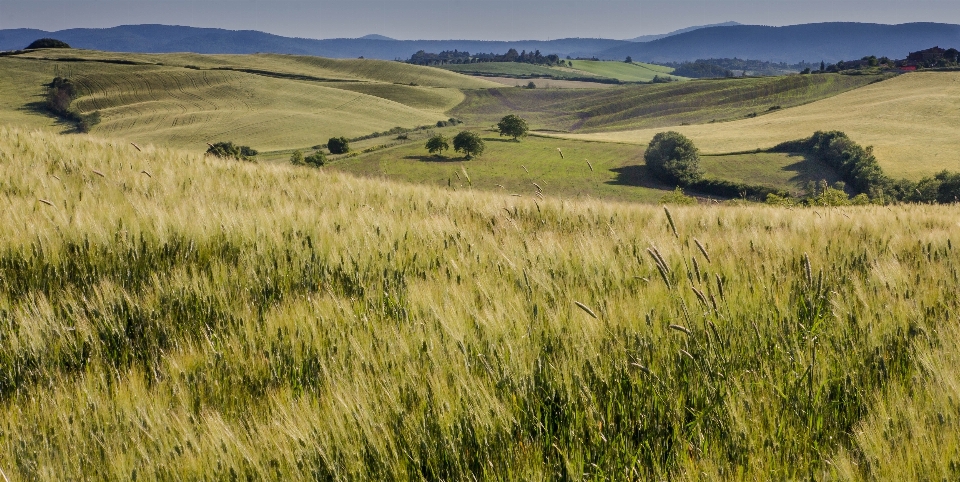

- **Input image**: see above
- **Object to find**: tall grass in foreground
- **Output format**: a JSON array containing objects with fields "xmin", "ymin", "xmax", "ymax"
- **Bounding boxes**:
[{"xmin": 0, "ymin": 126, "xmax": 958, "ymax": 480}]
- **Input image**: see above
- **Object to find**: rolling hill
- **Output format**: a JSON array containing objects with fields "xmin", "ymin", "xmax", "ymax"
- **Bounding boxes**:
[
  {"xmin": 0, "ymin": 51, "xmax": 499, "ymax": 151},
  {"xmin": 450, "ymin": 74, "xmax": 883, "ymax": 133},
  {"xmin": 553, "ymin": 72, "xmax": 960, "ymax": 179}
]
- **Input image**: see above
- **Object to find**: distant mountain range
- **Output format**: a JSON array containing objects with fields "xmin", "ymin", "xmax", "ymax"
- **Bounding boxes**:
[
  {"xmin": 626, "ymin": 22, "xmax": 742, "ymax": 42},
  {"xmin": 2, "ymin": 22, "xmax": 959, "ymax": 64}
]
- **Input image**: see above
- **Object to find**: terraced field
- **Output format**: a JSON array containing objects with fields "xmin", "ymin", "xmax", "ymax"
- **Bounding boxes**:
[
  {"xmin": 451, "ymin": 73, "xmax": 886, "ymax": 132},
  {"xmin": 554, "ymin": 72, "xmax": 960, "ymax": 179}
]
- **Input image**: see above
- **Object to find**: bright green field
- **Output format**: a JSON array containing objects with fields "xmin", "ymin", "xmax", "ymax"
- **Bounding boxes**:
[
  {"xmin": 700, "ymin": 152, "xmax": 841, "ymax": 191},
  {"xmin": 452, "ymin": 74, "xmax": 889, "ymax": 133},
  {"xmin": 567, "ymin": 60, "xmax": 685, "ymax": 82},
  {"xmin": 440, "ymin": 62, "xmax": 613, "ymax": 81},
  {"xmin": 328, "ymin": 129, "xmax": 669, "ymax": 203}
]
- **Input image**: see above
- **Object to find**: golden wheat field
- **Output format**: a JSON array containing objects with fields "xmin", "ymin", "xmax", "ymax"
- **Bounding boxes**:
[
  {"xmin": 0, "ymin": 125, "xmax": 959, "ymax": 480},
  {"xmin": 555, "ymin": 72, "xmax": 960, "ymax": 179}
]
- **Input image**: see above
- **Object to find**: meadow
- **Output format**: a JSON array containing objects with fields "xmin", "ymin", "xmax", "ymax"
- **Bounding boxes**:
[
  {"xmin": 1, "ymin": 125, "xmax": 959, "ymax": 480},
  {"xmin": 557, "ymin": 72, "xmax": 960, "ymax": 179},
  {"xmin": 440, "ymin": 62, "xmax": 614, "ymax": 82}
]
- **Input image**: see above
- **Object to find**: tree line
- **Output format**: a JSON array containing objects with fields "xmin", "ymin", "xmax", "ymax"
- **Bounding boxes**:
[{"xmin": 408, "ymin": 49, "xmax": 564, "ymax": 66}]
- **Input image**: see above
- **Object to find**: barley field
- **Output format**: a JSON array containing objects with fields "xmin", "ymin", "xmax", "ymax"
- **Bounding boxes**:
[
  {"xmin": 556, "ymin": 72, "xmax": 960, "ymax": 179},
  {"xmin": 1, "ymin": 125, "xmax": 958, "ymax": 480}
]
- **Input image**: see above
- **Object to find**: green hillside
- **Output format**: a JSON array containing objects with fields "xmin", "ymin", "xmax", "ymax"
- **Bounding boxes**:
[
  {"xmin": 567, "ymin": 60, "xmax": 685, "ymax": 82},
  {"xmin": 0, "ymin": 51, "xmax": 499, "ymax": 151},
  {"xmin": 451, "ymin": 73, "xmax": 887, "ymax": 133}
]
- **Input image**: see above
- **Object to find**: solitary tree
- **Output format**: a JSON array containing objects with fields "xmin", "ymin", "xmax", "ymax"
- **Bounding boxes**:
[
  {"xmin": 425, "ymin": 134, "xmax": 450, "ymax": 156},
  {"xmin": 625, "ymin": 56, "xmax": 633, "ymax": 63},
  {"xmin": 644, "ymin": 131, "xmax": 703, "ymax": 186},
  {"xmin": 497, "ymin": 114, "xmax": 529, "ymax": 141},
  {"xmin": 327, "ymin": 137, "xmax": 350, "ymax": 154},
  {"xmin": 453, "ymin": 131, "xmax": 485, "ymax": 159}
]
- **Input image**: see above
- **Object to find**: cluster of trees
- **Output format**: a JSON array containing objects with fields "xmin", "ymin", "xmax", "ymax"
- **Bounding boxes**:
[
  {"xmin": 408, "ymin": 49, "xmax": 563, "ymax": 66},
  {"xmin": 26, "ymin": 38, "xmax": 71, "ymax": 49},
  {"xmin": 43, "ymin": 77, "xmax": 101, "ymax": 133},
  {"xmin": 206, "ymin": 142, "xmax": 258, "ymax": 161},
  {"xmin": 290, "ymin": 149, "xmax": 326, "ymax": 167},
  {"xmin": 665, "ymin": 58, "xmax": 816, "ymax": 77},
  {"xmin": 423, "ymin": 114, "xmax": 530, "ymax": 160}
]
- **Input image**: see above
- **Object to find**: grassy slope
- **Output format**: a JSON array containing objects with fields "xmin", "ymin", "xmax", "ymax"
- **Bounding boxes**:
[
  {"xmin": 2, "ymin": 125, "xmax": 959, "ymax": 480},
  {"xmin": 328, "ymin": 128, "xmax": 667, "ymax": 203},
  {"xmin": 0, "ymin": 51, "xmax": 499, "ymax": 151},
  {"xmin": 451, "ymin": 74, "xmax": 884, "ymax": 133},
  {"xmin": 14, "ymin": 49, "xmax": 500, "ymax": 89},
  {"xmin": 567, "ymin": 60, "xmax": 684, "ymax": 82},
  {"xmin": 557, "ymin": 72, "xmax": 960, "ymax": 179}
]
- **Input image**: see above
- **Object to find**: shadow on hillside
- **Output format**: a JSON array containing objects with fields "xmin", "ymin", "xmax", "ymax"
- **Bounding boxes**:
[
  {"xmin": 406, "ymin": 155, "xmax": 468, "ymax": 163},
  {"xmin": 607, "ymin": 164, "xmax": 674, "ymax": 189},
  {"xmin": 781, "ymin": 153, "xmax": 842, "ymax": 186},
  {"xmin": 21, "ymin": 99, "xmax": 79, "ymax": 135}
]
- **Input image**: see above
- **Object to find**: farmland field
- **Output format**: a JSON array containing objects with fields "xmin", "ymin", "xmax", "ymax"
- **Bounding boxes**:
[
  {"xmin": 1, "ymin": 125, "xmax": 959, "ymax": 480},
  {"xmin": 554, "ymin": 72, "xmax": 960, "ymax": 179},
  {"xmin": 567, "ymin": 60, "xmax": 685, "ymax": 82},
  {"xmin": 700, "ymin": 152, "xmax": 842, "ymax": 191},
  {"xmin": 440, "ymin": 62, "xmax": 614, "ymax": 81},
  {"xmin": 451, "ymin": 73, "xmax": 885, "ymax": 133}
]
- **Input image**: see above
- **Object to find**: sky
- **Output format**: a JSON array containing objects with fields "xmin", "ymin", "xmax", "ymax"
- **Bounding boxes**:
[{"xmin": 2, "ymin": 0, "xmax": 959, "ymax": 41}]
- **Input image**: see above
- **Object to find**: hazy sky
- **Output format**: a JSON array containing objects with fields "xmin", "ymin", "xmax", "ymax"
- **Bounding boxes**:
[{"xmin": 2, "ymin": 0, "xmax": 959, "ymax": 40}]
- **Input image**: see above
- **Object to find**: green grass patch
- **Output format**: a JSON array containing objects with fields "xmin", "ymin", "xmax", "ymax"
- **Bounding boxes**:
[
  {"xmin": 440, "ymin": 62, "xmax": 615, "ymax": 82},
  {"xmin": 700, "ymin": 151, "xmax": 841, "ymax": 192},
  {"xmin": 567, "ymin": 60, "xmax": 685, "ymax": 82},
  {"xmin": 329, "ymin": 128, "xmax": 670, "ymax": 203}
]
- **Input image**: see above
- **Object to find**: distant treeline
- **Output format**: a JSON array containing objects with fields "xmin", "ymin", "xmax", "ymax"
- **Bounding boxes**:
[
  {"xmin": 408, "ymin": 49, "xmax": 563, "ymax": 66},
  {"xmin": 665, "ymin": 58, "xmax": 817, "ymax": 78}
]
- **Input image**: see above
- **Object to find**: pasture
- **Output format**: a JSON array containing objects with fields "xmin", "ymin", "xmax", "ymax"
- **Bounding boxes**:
[
  {"xmin": 0, "ymin": 126, "xmax": 958, "ymax": 479},
  {"xmin": 440, "ymin": 62, "xmax": 614, "ymax": 82},
  {"xmin": 555, "ymin": 72, "xmax": 960, "ymax": 179}
]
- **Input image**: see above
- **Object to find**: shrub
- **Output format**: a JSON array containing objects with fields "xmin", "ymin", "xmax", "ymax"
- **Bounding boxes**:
[
  {"xmin": 659, "ymin": 187, "xmax": 697, "ymax": 205},
  {"xmin": 304, "ymin": 151, "xmax": 326, "ymax": 167},
  {"xmin": 290, "ymin": 150, "xmax": 305, "ymax": 165},
  {"xmin": 206, "ymin": 142, "xmax": 257, "ymax": 161},
  {"xmin": 497, "ymin": 114, "xmax": 529, "ymax": 141},
  {"xmin": 453, "ymin": 131, "xmax": 485, "ymax": 159},
  {"xmin": 76, "ymin": 112, "xmax": 101, "ymax": 133},
  {"xmin": 327, "ymin": 137, "xmax": 349, "ymax": 155},
  {"xmin": 26, "ymin": 38, "xmax": 71, "ymax": 49},
  {"xmin": 644, "ymin": 131, "xmax": 704, "ymax": 186},
  {"xmin": 526, "ymin": 81, "xmax": 537, "ymax": 89}
]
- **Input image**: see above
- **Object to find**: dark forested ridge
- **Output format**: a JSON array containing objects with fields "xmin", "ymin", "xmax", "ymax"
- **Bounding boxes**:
[{"xmin": 3, "ymin": 23, "xmax": 960, "ymax": 64}]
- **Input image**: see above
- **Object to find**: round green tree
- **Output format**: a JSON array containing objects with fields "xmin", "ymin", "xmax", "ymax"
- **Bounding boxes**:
[
  {"xmin": 644, "ymin": 131, "xmax": 703, "ymax": 186},
  {"xmin": 26, "ymin": 38, "xmax": 71, "ymax": 49},
  {"xmin": 327, "ymin": 137, "xmax": 349, "ymax": 155},
  {"xmin": 425, "ymin": 134, "xmax": 449, "ymax": 156},
  {"xmin": 290, "ymin": 150, "xmax": 305, "ymax": 165},
  {"xmin": 304, "ymin": 150, "xmax": 326, "ymax": 167},
  {"xmin": 497, "ymin": 114, "xmax": 529, "ymax": 141},
  {"xmin": 453, "ymin": 131, "xmax": 485, "ymax": 159}
]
